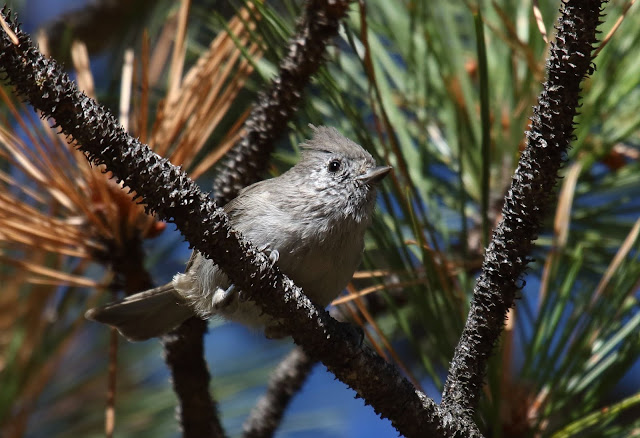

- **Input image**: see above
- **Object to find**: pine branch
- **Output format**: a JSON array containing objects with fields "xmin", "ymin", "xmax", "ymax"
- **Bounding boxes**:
[
  {"xmin": 212, "ymin": 0, "xmax": 353, "ymax": 204},
  {"xmin": 440, "ymin": 0, "xmax": 606, "ymax": 418},
  {"xmin": 0, "ymin": 8, "xmax": 482, "ymax": 437},
  {"xmin": 162, "ymin": 318, "xmax": 226, "ymax": 438},
  {"xmin": 167, "ymin": 1, "xmax": 354, "ymax": 435},
  {"xmin": 242, "ymin": 347, "xmax": 315, "ymax": 438}
]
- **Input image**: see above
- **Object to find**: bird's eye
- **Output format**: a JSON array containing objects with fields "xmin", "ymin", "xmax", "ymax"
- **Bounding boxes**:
[{"xmin": 327, "ymin": 159, "xmax": 342, "ymax": 173}]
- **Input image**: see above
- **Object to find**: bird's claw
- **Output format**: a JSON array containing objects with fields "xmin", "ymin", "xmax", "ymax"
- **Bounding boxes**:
[
  {"xmin": 258, "ymin": 244, "xmax": 279, "ymax": 268},
  {"xmin": 268, "ymin": 249, "xmax": 279, "ymax": 267},
  {"xmin": 212, "ymin": 284, "xmax": 236, "ymax": 310}
]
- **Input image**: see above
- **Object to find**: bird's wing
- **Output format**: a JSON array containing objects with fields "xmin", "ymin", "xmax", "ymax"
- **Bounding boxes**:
[
  {"xmin": 185, "ymin": 179, "xmax": 276, "ymax": 269},
  {"xmin": 222, "ymin": 178, "xmax": 273, "ymax": 217}
]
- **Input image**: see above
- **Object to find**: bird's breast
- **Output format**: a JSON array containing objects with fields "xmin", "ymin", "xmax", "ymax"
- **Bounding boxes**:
[{"xmin": 272, "ymin": 220, "xmax": 367, "ymax": 307}]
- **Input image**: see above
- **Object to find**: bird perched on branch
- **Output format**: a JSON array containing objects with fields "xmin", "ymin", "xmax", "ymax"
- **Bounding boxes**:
[{"xmin": 86, "ymin": 126, "xmax": 391, "ymax": 341}]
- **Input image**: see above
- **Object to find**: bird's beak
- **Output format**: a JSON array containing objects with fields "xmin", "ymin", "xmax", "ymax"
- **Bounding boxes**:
[{"xmin": 357, "ymin": 165, "xmax": 392, "ymax": 184}]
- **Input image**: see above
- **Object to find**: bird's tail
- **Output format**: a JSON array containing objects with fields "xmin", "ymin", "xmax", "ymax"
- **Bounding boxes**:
[{"xmin": 85, "ymin": 283, "xmax": 194, "ymax": 342}]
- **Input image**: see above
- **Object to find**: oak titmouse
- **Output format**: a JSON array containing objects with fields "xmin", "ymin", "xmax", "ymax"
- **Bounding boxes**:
[{"xmin": 86, "ymin": 126, "xmax": 391, "ymax": 341}]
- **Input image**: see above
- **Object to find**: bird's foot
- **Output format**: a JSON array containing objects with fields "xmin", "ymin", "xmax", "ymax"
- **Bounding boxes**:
[
  {"xmin": 212, "ymin": 284, "xmax": 237, "ymax": 310},
  {"xmin": 258, "ymin": 244, "xmax": 279, "ymax": 267}
]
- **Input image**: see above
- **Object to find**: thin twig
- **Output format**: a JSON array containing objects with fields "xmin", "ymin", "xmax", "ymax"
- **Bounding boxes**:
[
  {"xmin": 532, "ymin": 0, "xmax": 549, "ymax": 44},
  {"xmin": 105, "ymin": 329, "xmax": 118, "ymax": 438}
]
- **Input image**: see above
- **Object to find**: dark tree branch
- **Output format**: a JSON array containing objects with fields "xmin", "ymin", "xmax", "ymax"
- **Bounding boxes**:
[
  {"xmin": 440, "ymin": 0, "xmax": 606, "ymax": 418},
  {"xmin": 242, "ymin": 347, "xmax": 315, "ymax": 438},
  {"xmin": 162, "ymin": 318, "xmax": 226, "ymax": 438},
  {"xmin": 165, "ymin": 1, "xmax": 353, "ymax": 436},
  {"xmin": 101, "ymin": 233, "xmax": 154, "ymax": 295},
  {"xmin": 212, "ymin": 0, "xmax": 353, "ymax": 204},
  {"xmin": 0, "ymin": 9, "xmax": 480, "ymax": 437}
]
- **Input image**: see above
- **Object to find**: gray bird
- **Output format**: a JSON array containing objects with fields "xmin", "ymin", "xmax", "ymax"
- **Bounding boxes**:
[{"xmin": 85, "ymin": 126, "xmax": 391, "ymax": 341}]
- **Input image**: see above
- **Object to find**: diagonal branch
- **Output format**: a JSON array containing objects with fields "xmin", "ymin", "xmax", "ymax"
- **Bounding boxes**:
[
  {"xmin": 0, "ymin": 9, "xmax": 479, "ymax": 438},
  {"xmin": 242, "ymin": 347, "xmax": 315, "ymax": 438},
  {"xmin": 440, "ymin": 0, "xmax": 606, "ymax": 418},
  {"xmin": 213, "ymin": 0, "xmax": 353, "ymax": 204}
]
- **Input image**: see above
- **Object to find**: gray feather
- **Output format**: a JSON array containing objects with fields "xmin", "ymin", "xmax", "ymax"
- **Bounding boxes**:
[{"xmin": 85, "ymin": 284, "xmax": 194, "ymax": 342}]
